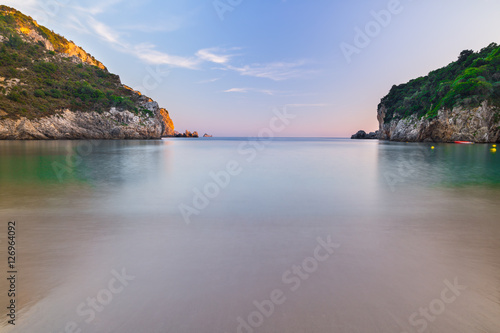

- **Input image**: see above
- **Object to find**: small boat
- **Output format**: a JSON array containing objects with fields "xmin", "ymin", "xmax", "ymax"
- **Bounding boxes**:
[{"xmin": 454, "ymin": 141, "xmax": 474, "ymax": 144}]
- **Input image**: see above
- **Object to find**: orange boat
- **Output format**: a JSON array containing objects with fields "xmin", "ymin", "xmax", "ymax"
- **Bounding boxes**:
[{"xmin": 454, "ymin": 141, "xmax": 474, "ymax": 144}]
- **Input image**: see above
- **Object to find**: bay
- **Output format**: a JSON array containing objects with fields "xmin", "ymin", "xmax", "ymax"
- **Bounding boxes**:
[{"xmin": 0, "ymin": 138, "xmax": 499, "ymax": 333}]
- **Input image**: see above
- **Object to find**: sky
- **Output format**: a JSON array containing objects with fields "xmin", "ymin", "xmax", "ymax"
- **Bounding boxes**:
[{"xmin": 3, "ymin": 0, "xmax": 500, "ymax": 136}]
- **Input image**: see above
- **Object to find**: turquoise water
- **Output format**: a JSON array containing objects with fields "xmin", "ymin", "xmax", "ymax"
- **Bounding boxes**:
[{"xmin": 0, "ymin": 138, "xmax": 499, "ymax": 332}]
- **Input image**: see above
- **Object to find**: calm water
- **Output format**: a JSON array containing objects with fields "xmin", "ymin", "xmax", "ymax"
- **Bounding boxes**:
[{"xmin": 0, "ymin": 138, "xmax": 499, "ymax": 333}]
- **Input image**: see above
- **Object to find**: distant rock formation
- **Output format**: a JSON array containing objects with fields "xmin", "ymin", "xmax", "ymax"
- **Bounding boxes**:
[
  {"xmin": 173, "ymin": 130, "xmax": 199, "ymax": 138},
  {"xmin": 351, "ymin": 130, "xmax": 379, "ymax": 139},
  {"xmin": 203, "ymin": 133, "xmax": 213, "ymax": 137}
]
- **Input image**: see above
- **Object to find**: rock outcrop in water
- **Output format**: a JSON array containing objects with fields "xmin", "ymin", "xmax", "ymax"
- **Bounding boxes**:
[
  {"xmin": 378, "ymin": 101, "xmax": 500, "ymax": 142},
  {"xmin": 351, "ymin": 130, "xmax": 379, "ymax": 139},
  {"xmin": 0, "ymin": 5, "xmax": 175, "ymax": 140},
  {"xmin": 173, "ymin": 130, "xmax": 199, "ymax": 138}
]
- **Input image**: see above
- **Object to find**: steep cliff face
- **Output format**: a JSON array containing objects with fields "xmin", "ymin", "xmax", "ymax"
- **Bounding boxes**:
[
  {"xmin": 0, "ymin": 109, "xmax": 161, "ymax": 140},
  {"xmin": 0, "ymin": 5, "xmax": 175, "ymax": 140},
  {"xmin": 378, "ymin": 101, "xmax": 500, "ymax": 142},
  {"xmin": 159, "ymin": 108, "xmax": 175, "ymax": 136},
  {"xmin": 0, "ymin": 94, "xmax": 171, "ymax": 139}
]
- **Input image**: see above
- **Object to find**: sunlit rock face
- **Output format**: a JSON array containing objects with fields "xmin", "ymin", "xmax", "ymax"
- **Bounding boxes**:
[
  {"xmin": 159, "ymin": 108, "xmax": 175, "ymax": 137},
  {"xmin": 13, "ymin": 15, "xmax": 106, "ymax": 69}
]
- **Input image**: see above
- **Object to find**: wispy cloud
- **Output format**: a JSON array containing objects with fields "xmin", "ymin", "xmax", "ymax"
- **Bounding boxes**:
[
  {"xmin": 224, "ymin": 88, "xmax": 249, "ymax": 93},
  {"xmin": 84, "ymin": 16, "xmax": 201, "ymax": 69},
  {"xmin": 74, "ymin": 0, "xmax": 125, "ymax": 15},
  {"xmin": 196, "ymin": 48, "xmax": 232, "ymax": 64},
  {"xmin": 198, "ymin": 78, "xmax": 221, "ymax": 84},
  {"xmin": 226, "ymin": 60, "xmax": 311, "ymax": 81},
  {"xmin": 7, "ymin": 0, "xmax": 314, "ymax": 81},
  {"xmin": 132, "ymin": 43, "xmax": 200, "ymax": 69},
  {"xmin": 120, "ymin": 22, "xmax": 182, "ymax": 33},
  {"xmin": 78, "ymin": 17, "xmax": 240, "ymax": 70},
  {"xmin": 286, "ymin": 104, "xmax": 329, "ymax": 107},
  {"xmin": 224, "ymin": 88, "xmax": 277, "ymax": 95},
  {"xmin": 65, "ymin": 15, "xmax": 90, "ymax": 34},
  {"xmin": 88, "ymin": 17, "xmax": 122, "ymax": 45},
  {"xmin": 1, "ymin": 0, "xmax": 39, "ymax": 12}
]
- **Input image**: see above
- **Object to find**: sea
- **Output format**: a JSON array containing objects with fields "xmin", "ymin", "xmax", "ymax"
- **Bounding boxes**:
[{"xmin": 0, "ymin": 138, "xmax": 499, "ymax": 333}]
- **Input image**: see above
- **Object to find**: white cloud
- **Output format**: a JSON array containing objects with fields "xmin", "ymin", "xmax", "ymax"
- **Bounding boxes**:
[
  {"xmin": 88, "ymin": 17, "xmax": 122, "ymax": 45},
  {"xmin": 83, "ymin": 17, "xmax": 200, "ymax": 69},
  {"xmin": 132, "ymin": 44, "xmax": 200, "ymax": 69},
  {"xmin": 86, "ymin": 18, "xmax": 206, "ymax": 70},
  {"xmin": 198, "ymin": 78, "xmax": 221, "ymax": 84},
  {"xmin": 196, "ymin": 47, "xmax": 243, "ymax": 65},
  {"xmin": 76, "ymin": 18, "xmax": 230, "ymax": 70},
  {"xmin": 226, "ymin": 60, "xmax": 310, "ymax": 81},
  {"xmin": 286, "ymin": 104, "xmax": 329, "ymax": 107},
  {"xmin": 224, "ymin": 88, "xmax": 248, "ymax": 93},
  {"xmin": 196, "ymin": 48, "xmax": 232, "ymax": 64},
  {"xmin": 224, "ymin": 88, "xmax": 276, "ymax": 95}
]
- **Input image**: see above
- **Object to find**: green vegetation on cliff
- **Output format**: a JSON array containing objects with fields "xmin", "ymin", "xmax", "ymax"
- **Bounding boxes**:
[
  {"xmin": 0, "ymin": 5, "xmax": 103, "ymax": 66},
  {"xmin": 0, "ymin": 6, "xmax": 150, "ymax": 119},
  {"xmin": 380, "ymin": 43, "xmax": 500, "ymax": 123}
]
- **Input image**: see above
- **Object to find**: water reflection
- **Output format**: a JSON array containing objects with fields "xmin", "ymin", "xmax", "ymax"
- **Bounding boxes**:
[{"xmin": 376, "ymin": 142, "xmax": 500, "ymax": 190}]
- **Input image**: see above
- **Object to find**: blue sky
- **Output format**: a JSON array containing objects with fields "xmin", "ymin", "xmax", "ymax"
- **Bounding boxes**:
[{"xmin": 4, "ymin": 0, "xmax": 500, "ymax": 136}]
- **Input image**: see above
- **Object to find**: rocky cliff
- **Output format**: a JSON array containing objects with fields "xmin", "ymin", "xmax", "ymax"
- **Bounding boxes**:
[
  {"xmin": 0, "ymin": 5, "xmax": 175, "ymax": 140},
  {"xmin": 377, "ymin": 43, "xmax": 500, "ymax": 143},
  {"xmin": 378, "ymin": 101, "xmax": 500, "ymax": 142},
  {"xmin": 159, "ymin": 108, "xmax": 175, "ymax": 137},
  {"xmin": 0, "ymin": 108, "xmax": 161, "ymax": 140}
]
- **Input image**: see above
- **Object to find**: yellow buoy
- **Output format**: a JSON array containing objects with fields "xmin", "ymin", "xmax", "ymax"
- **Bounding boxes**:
[
  {"xmin": 491, "ymin": 148, "xmax": 497, "ymax": 153},
  {"xmin": 431, "ymin": 146, "xmax": 435, "ymax": 149},
  {"xmin": 493, "ymin": 144, "xmax": 497, "ymax": 148}
]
